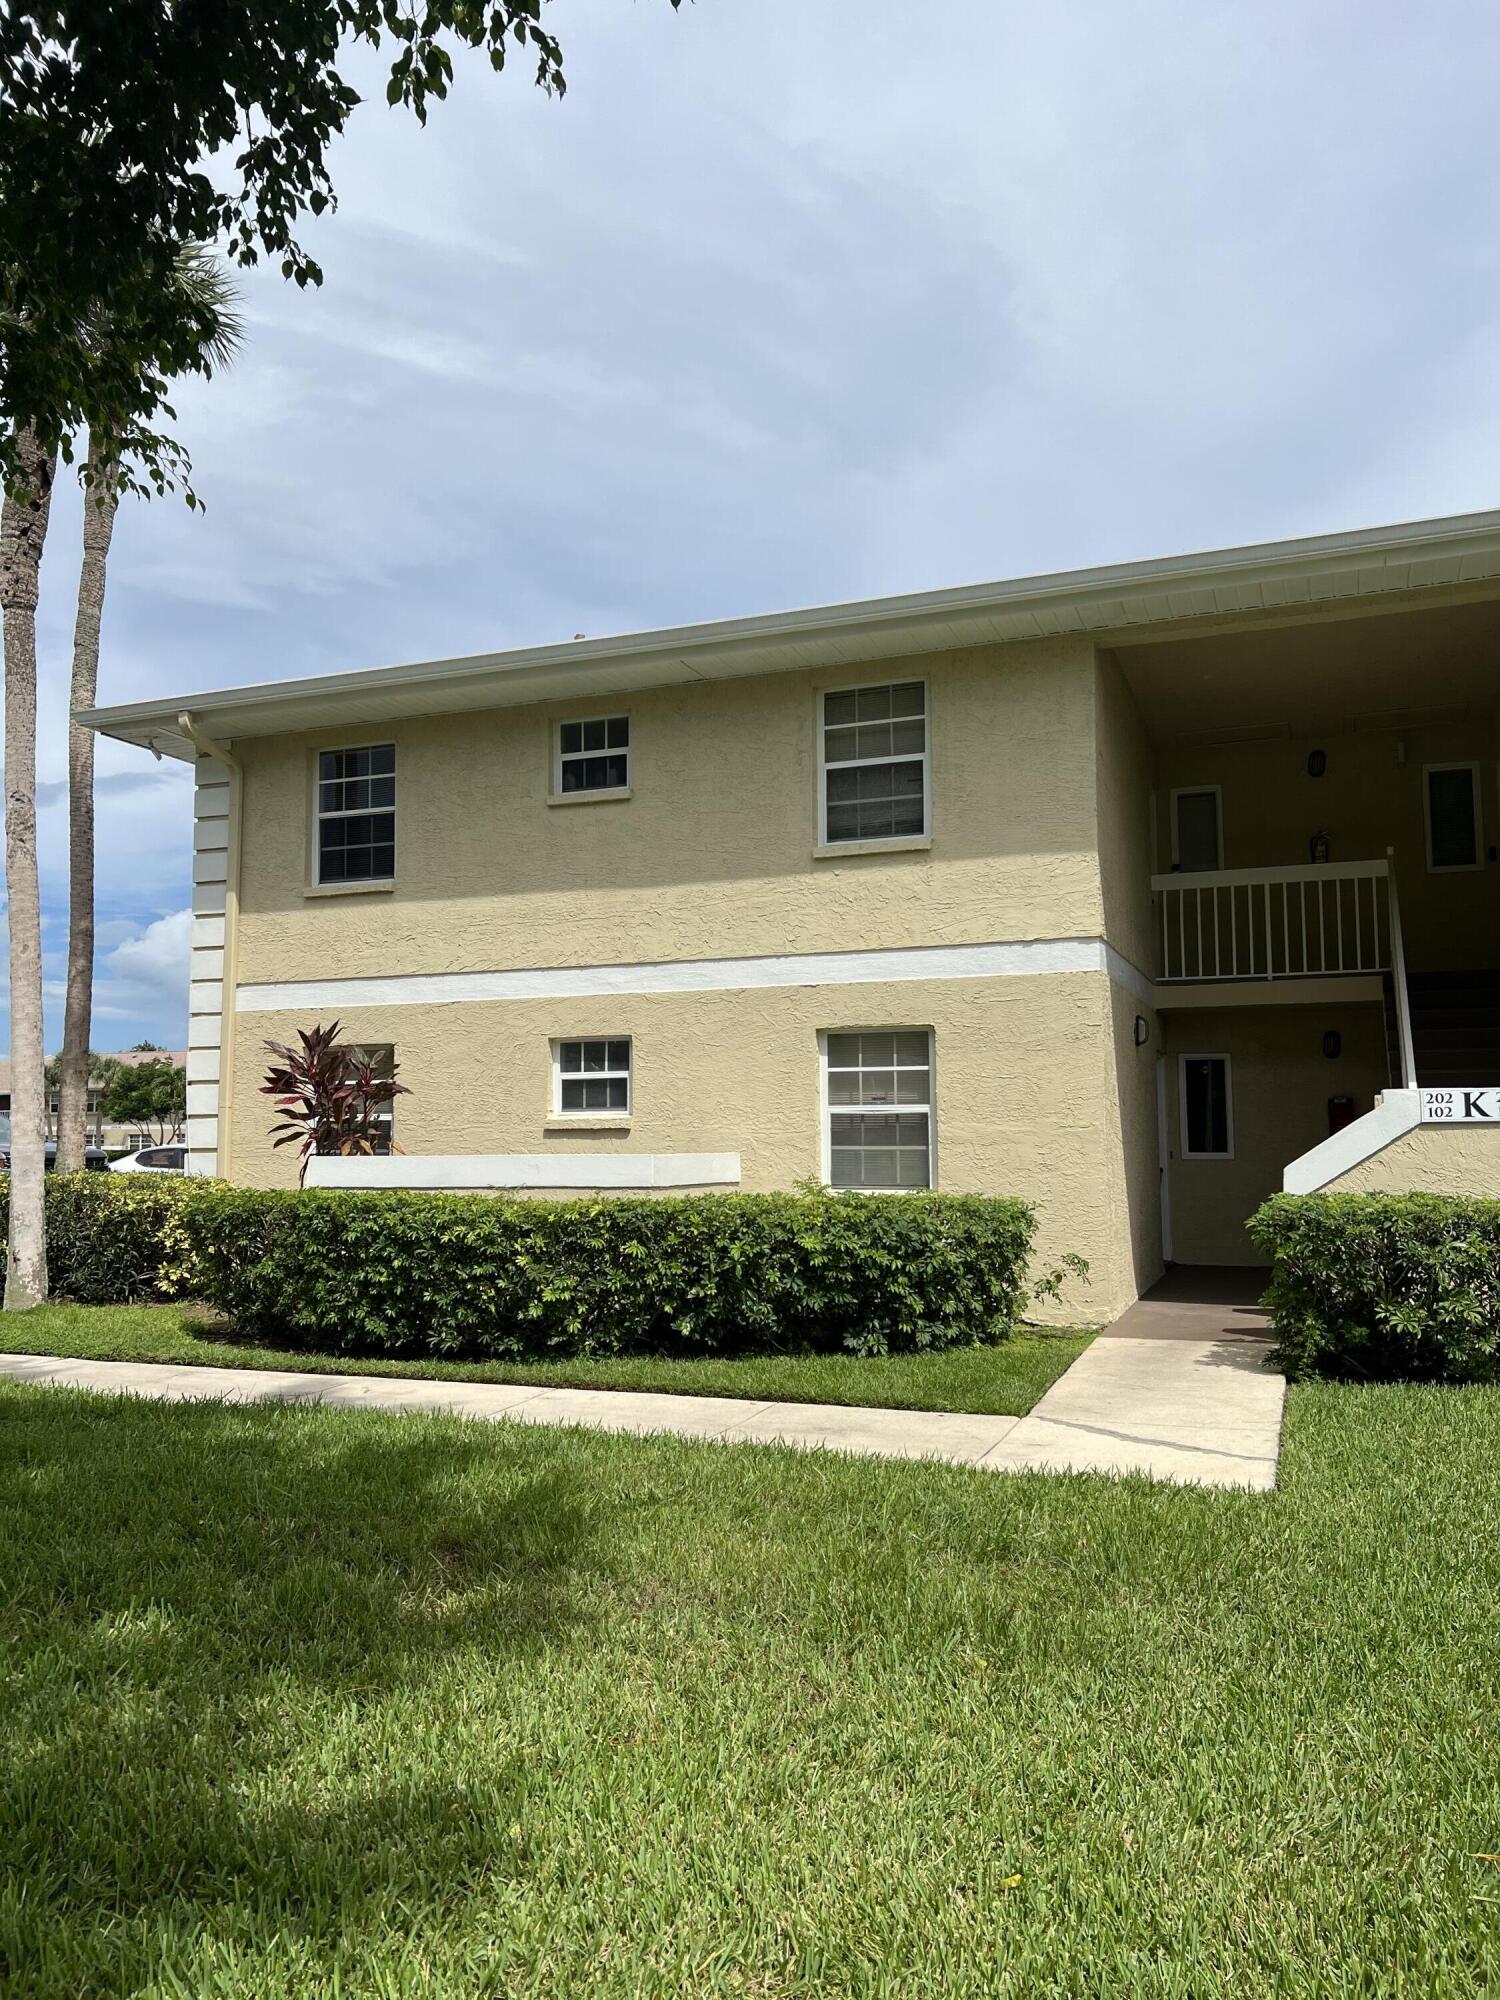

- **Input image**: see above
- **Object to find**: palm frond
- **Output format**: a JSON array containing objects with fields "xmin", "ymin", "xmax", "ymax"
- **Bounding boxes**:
[{"xmin": 168, "ymin": 243, "xmax": 245, "ymax": 374}]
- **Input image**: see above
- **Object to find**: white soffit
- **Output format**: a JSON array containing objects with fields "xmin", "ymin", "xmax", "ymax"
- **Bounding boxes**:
[{"xmin": 79, "ymin": 508, "xmax": 1500, "ymax": 761}]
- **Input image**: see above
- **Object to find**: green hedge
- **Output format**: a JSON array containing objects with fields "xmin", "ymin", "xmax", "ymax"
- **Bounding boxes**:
[
  {"xmin": 0, "ymin": 1173, "xmax": 201, "ymax": 1304},
  {"xmin": 181, "ymin": 1187, "xmax": 1039, "ymax": 1360},
  {"xmin": 1249, "ymin": 1192, "xmax": 1500, "ymax": 1382}
]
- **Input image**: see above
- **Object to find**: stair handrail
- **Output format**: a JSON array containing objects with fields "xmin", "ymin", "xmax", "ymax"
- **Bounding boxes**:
[{"xmin": 1386, "ymin": 845, "xmax": 1418, "ymax": 1089}]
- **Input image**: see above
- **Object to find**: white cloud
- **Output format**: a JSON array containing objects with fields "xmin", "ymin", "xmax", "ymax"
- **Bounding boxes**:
[{"xmin": 104, "ymin": 908, "xmax": 192, "ymax": 996}]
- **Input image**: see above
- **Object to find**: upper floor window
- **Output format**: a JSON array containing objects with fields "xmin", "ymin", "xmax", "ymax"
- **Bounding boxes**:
[
  {"xmin": 555, "ymin": 1038, "xmax": 632, "ymax": 1114},
  {"xmin": 824, "ymin": 1030, "xmax": 933, "ymax": 1189},
  {"xmin": 1171, "ymin": 786, "xmax": 1222, "ymax": 872},
  {"xmin": 1425, "ymin": 763, "xmax": 1482, "ymax": 872},
  {"xmin": 820, "ymin": 681, "xmax": 928, "ymax": 845},
  {"xmin": 557, "ymin": 716, "xmax": 629, "ymax": 795},
  {"xmin": 317, "ymin": 745, "xmax": 395, "ymax": 884}
]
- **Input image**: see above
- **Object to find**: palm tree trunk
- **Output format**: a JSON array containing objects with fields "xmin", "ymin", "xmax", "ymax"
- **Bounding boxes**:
[
  {"xmin": 1, "ymin": 427, "xmax": 57, "ymax": 1308},
  {"xmin": 56, "ymin": 443, "xmax": 119, "ymax": 1174}
]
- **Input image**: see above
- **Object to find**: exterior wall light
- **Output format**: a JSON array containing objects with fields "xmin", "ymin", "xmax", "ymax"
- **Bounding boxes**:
[
  {"xmin": 1307, "ymin": 749, "xmax": 1327, "ymax": 778},
  {"xmin": 1134, "ymin": 1015, "xmax": 1150, "ymax": 1047},
  {"xmin": 1322, "ymin": 1029, "xmax": 1342, "ymax": 1060}
]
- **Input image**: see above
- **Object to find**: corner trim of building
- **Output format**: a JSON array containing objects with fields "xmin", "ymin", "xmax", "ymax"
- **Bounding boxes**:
[{"xmin": 179, "ymin": 715, "xmax": 241, "ymax": 1178}]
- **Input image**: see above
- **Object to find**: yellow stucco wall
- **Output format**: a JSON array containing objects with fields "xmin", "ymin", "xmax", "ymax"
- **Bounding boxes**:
[
  {"xmin": 1325, "ymin": 1124, "xmax": 1500, "ymax": 1195},
  {"xmin": 1092, "ymin": 655, "xmax": 1165, "ymax": 1295},
  {"xmin": 1105, "ymin": 981, "xmax": 1163, "ymax": 1297},
  {"xmin": 1094, "ymin": 652, "xmax": 1156, "ymax": 980},
  {"xmin": 1155, "ymin": 718, "xmax": 1500, "ymax": 970},
  {"xmin": 227, "ymin": 970, "xmax": 1147, "ymax": 1324},
  {"xmin": 1163, "ymin": 1002, "xmax": 1389, "ymax": 1264},
  {"xmin": 232, "ymin": 636, "xmax": 1104, "ymax": 986}
]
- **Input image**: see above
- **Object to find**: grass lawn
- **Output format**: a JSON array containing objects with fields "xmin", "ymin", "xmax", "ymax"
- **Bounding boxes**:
[
  {"xmin": 4, "ymin": 1379, "xmax": 1500, "ymax": 1994},
  {"xmin": 0, "ymin": 1303, "xmax": 1092, "ymax": 1416}
]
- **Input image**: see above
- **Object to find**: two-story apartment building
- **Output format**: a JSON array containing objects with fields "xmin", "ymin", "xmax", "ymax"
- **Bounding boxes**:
[{"xmin": 83, "ymin": 511, "xmax": 1500, "ymax": 1321}]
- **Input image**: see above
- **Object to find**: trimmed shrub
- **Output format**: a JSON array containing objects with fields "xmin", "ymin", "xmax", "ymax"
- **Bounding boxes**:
[
  {"xmin": 0, "ymin": 1173, "xmax": 204, "ymax": 1304},
  {"xmin": 182, "ymin": 1187, "xmax": 1038, "ymax": 1360},
  {"xmin": 1249, "ymin": 1192, "xmax": 1500, "ymax": 1383}
]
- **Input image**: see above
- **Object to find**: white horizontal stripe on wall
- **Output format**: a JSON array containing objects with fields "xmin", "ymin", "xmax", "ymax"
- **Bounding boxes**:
[
  {"xmin": 306, "ymin": 1152, "xmax": 742, "ymax": 1191},
  {"xmin": 1103, "ymin": 944, "xmax": 1154, "ymax": 1010},
  {"xmin": 238, "ymin": 935, "xmax": 1150, "ymax": 1013}
]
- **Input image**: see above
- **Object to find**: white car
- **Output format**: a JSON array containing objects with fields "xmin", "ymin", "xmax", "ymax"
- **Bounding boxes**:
[{"xmin": 110, "ymin": 1144, "xmax": 187, "ymax": 1176}]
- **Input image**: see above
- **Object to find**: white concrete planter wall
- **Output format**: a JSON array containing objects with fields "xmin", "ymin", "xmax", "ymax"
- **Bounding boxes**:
[{"xmin": 305, "ymin": 1153, "xmax": 742, "ymax": 1192}]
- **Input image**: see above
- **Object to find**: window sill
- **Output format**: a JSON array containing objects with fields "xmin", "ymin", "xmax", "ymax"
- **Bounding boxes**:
[
  {"xmin": 547, "ymin": 787, "xmax": 632, "ymax": 808},
  {"xmin": 303, "ymin": 879, "xmax": 396, "ymax": 899},
  {"xmin": 812, "ymin": 835, "xmax": 932, "ymax": 860},
  {"xmin": 543, "ymin": 1116, "xmax": 633, "ymax": 1132}
]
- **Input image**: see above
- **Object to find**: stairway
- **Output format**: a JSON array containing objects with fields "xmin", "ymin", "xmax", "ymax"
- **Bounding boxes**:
[{"xmin": 1400, "ymin": 969, "xmax": 1500, "ymax": 1088}]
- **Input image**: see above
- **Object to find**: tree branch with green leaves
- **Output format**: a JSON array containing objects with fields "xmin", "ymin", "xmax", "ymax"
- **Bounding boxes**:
[{"xmin": 0, "ymin": 0, "xmax": 682, "ymax": 497}]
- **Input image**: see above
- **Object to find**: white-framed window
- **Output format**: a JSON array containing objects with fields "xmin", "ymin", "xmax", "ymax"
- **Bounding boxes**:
[
  {"xmin": 1424, "ymin": 762, "xmax": 1483, "ymax": 872},
  {"xmin": 316, "ymin": 744, "xmax": 396, "ymax": 884},
  {"xmin": 556, "ymin": 716, "xmax": 629, "ymax": 795},
  {"xmin": 823, "ymin": 1030, "xmax": 934, "ymax": 1189},
  {"xmin": 820, "ymin": 681, "xmax": 928, "ymax": 845},
  {"xmin": 346, "ymin": 1042, "xmax": 398, "ymax": 1151},
  {"xmin": 1170, "ymin": 785, "xmax": 1223, "ymax": 872},
  {"xmin": 1179, "ymin": 1054, "xmax": 1233, "ymax": 1159},
  {"xmin": 554, "ymin": 1038, "xmax": 632, "ymax": 1115}
]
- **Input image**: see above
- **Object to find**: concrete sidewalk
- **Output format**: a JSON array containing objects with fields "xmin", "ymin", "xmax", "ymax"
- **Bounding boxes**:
[
  {"xmin": 0, "ymin": 1274, "xmax": 1285, "ymax": 1489},
  {"xmin": 1000, "ymin": 1270, "xmax": 1284, "ymax": 1490}
]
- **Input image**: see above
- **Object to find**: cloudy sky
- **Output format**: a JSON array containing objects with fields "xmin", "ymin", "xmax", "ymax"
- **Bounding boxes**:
[{"xmin": 13, "ymin": 0, "xmax": 1500, "ymax": 1048}]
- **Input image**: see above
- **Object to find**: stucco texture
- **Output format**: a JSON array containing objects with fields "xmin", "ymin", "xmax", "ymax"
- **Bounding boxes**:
[
  {"xmin": 1093, "ymin": 652, "xmax": 1156, "ymax": 979},
  {"xmin": 231, "ymin": 636, "xmax": 1105, "ymax": 987},
  {"xmin": 1163, "ymin": 1001, "xmax": 1389, "ymax": 1265},
  {"xmin": 227, "ymin": 970, "xmax": 1146, "ymax": 1324},
  {"xmin": 1326, "ymin": 1124, "xmax": 1500, "ymax": 1196},
  {"xmin": 1105, "ymin": 981, "xmax": 1163, "ymax": 1298}
]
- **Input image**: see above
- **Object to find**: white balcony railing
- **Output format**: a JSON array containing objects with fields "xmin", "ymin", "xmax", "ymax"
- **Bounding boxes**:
[{"xmin": 1153, "ymin": 859, "xmax": 1392, "ymax": 984}]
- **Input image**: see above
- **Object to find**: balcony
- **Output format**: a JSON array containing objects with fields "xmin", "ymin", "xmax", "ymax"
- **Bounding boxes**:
[{"xmin": 1153, "ymin": 858, "xmax": 1394, "ymax": 984}]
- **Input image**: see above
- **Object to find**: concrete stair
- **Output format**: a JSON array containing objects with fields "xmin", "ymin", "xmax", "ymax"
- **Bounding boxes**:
[{"xmin": 1403, "ymin": 969, "xmax": 1500, "ymax": 1087}]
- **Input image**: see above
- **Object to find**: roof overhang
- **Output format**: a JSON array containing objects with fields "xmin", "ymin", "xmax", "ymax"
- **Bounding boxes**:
[{"xmin": 80, "ymin": 507, "xmax": 1500, "ymax": 762}]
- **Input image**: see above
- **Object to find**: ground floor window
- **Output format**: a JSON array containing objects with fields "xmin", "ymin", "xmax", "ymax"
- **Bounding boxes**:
[
  {"xmin": 345, "ymin": 1042, "xmax": 398, "ymax": 1151},
  {"xmin": 824, "ymin": 1030, "xmax": 933, "ymax": 1189},
  {"xmin": 555, "ymin": 1038, "xmax": 632, "ymax": 1114},
  {"xmin": 1179, "ymin": 1053, "xmax": 1232, "ymax": 1158}
]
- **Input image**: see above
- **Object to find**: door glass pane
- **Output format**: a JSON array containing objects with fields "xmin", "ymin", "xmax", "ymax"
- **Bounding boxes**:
[
  {"xmin": 1183, "ymin": 1058, "xmax": 1229, "ymax": 1156},
  {"xmin": 1428, "ymin": 768, "xmax": 1478, "ymax": 868},
  {"xmin": 1175, "ymin": 791, "xmax": 1220, "ymax": 871}
]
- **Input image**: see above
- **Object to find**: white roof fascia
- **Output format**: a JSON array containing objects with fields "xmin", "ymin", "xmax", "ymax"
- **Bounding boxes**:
[{"xmin": 79, "ymin": 507, "xmax": 1500, "ymax": 762}]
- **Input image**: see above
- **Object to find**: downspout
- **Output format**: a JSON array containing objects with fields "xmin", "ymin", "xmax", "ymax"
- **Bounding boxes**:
[{"xmin": 177, "ymin": 713, "xmax": 241, "ymax": 1176}]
